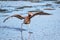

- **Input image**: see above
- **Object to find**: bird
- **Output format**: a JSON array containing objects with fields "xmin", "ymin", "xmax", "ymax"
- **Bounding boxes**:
[
  {"xmin": 3, "ymin": 11, "xmax": 51, "ymax": 40},
  {"xmin": 3, "ymin": 11, "xmax": 51, "ymax": 24}
]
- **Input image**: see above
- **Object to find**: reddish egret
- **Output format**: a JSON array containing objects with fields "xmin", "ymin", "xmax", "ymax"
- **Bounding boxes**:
[
  {"xmin": 3, "ymin": 11, "xmax": 51, "ymax": 40},
  {"xmin": 3, "ymin": 11, "xmax": 51, "ymax": 24}
]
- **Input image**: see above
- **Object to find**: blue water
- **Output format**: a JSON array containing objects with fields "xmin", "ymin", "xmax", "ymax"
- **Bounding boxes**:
[{"xmin": 0, "ymin": 1, "xmax": 60, "ymax": 40}]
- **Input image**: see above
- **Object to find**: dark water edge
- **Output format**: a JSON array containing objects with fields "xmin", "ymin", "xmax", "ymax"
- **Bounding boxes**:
[{"xmin": 0, "ymin": 26, "xmax": 27, "ymax": 32}]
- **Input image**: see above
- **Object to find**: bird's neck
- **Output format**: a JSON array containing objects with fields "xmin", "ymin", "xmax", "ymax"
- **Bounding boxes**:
[{"xmin": 28, "ymin": 15, "xmax": 32, "ymax": 17}]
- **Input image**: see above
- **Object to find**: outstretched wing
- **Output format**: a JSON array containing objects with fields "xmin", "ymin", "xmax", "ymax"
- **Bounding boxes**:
[
  {"xmin": 31, "ymin": 11, "xmax": 51, "ymax": 18},
  {"xmin": 3, "ymin": 14, "xmax": 24, "ymax": 22}
]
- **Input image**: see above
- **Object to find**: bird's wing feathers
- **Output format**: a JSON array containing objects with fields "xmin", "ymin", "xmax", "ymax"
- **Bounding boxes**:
[
  {"xmin": 11, "ymin": 14, "xmax": 24, "ymax": 19},
  {"xmin": 31, "ymin": 11, "xmax": 51, "ymax": 18},
  {"xmin": 3, "ymin": 14, "xmax": 24, "ymax": 22}
]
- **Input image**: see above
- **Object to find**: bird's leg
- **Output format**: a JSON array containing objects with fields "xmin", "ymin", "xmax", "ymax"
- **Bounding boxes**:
[
  {"xmin": 28, "ymin": 32, "xmax": 31, "ymax": 40},
  {"xmin": 21, "ymin": 23, "xmax": 24, "ymax": 31},
  {"xmin": 28, "ymin": 24, "xmax": 31, "ymax": 32},
  {"xmin": 26, "ymin": 24, "xmax": 33, "ymax": 40},
  {"xmin": 27, "ymin": 24, "xmax": 32, "ymax": 40},
  {"xmin": 21, "ymin": 23, "xmax": 24, "ymax": 40}
]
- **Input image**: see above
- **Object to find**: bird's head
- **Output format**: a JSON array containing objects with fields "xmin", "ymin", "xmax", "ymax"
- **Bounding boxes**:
[{"xmin": 28, "ymin": 12, "xmax": 33, "ymax": 16}]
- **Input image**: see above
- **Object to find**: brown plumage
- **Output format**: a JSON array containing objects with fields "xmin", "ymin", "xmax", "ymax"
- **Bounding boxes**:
[{"xmin": 3, "ymin": 11, "xmax": 51, "ymax": 24}]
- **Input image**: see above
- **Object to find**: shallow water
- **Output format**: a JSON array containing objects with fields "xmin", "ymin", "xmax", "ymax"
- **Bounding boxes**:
[{"xmin": 0, "ymin": 1, "xmax": 60, "ymax": 40}]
